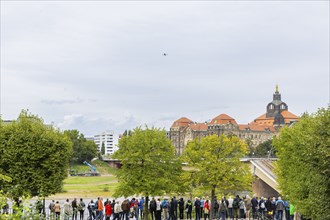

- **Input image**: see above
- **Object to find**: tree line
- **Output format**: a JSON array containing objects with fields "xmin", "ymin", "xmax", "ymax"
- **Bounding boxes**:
[{"xmin": 1, "ymin": 106, "xmax": 329, "ymax": 220}]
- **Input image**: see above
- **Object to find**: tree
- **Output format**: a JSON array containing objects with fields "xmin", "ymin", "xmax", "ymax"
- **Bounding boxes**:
[
  {"xmin": 249, "ymin": 139, "xmax": 275, "ymax": 157},
  {"xmin": 101, "ymin": 142, "xmax": 105, "ymax": 155},
  {"xmin": 123, "ymin": 129, "xmax": 132, "ymax": 137},
  {"xmin": 245, "ymin": 137, "xmax": 254, "ymax": 155},
  {"xmin": 273, "ymin": 107, "xmax": 330, "ymax": 220},
  {"xmin": 64, "ymin": 130, "xmax": 98, "ymax": 163},
  {"xmin": 112, "ymin": 126, "xmax": 185, "ymax": 220},
  {"xmin": 181, "ymin": 134, "xmax": 252, "ymax": 219},
  {"xmin": 0, "ymin": 110, "xmax": 73, "ymax": 200}
]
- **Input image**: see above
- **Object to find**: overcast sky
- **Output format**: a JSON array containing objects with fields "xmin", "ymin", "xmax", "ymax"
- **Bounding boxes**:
[{"xmin": 1, "ymin": 1, "xmax": 329, "ymax": 136}]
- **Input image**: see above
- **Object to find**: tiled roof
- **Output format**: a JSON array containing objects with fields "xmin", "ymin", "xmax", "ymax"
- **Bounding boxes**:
[
  {"xmin": 239, "ymin": 123, "xmax": 276, "ymax": 132},
  {"xmin": 210, "ymin": 114, "xmax": 238, "ymax": 125},
  {"xmin": 254, "ymin": 113, "xmax": 267, "ymax": 120},
  {"xmin": 281, "ymin": 110, "xmax": 299, "ymax": 119},
  {"xmin": 188, "ymin": 123, "xmax": 208, "ymax": 131},
  {"xmin": 171, "ymin": 117, "xmax": 193, "ymax": 127},
  {"xmin": 253, "ymin": 110, "xmax": 299, "ymax": 125}
]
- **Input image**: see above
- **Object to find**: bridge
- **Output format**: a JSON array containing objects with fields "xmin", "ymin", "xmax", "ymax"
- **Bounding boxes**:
[{"xmin": 241, "ymin": 158, "xmax": 279, "ymax": 197}]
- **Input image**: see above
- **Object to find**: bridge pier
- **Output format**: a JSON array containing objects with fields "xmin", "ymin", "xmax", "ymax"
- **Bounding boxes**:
[{"xmin": 252, "ymin": 177, "xmax": 280, "ymax": 198}]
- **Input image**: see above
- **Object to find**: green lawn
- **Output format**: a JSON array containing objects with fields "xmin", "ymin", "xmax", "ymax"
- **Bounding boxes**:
[
  {"xmin": 63, "ymin": 176, "xmax": 117, "ymax": 185},
  {"xmin": 48, "ymin": 160, "xmax": 119, "ymax": 199},
  {"xmin": 59, "ymin": 176, "xmax": 118, "ymax": 198}
]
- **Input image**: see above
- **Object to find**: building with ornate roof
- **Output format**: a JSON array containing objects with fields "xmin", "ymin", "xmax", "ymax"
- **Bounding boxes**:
[{"xmin": 169, "ymin": 86, "xmax": 299, "ymax": 155}]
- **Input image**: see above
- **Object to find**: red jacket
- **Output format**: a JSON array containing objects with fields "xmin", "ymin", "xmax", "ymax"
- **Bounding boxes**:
[
  {"xmin": 204, "ymin": 202, "xmax": 210, "ymax": 211},
  {"xmin": 105, "ymin": 203, "xmax": 112, "ymax": 215}
]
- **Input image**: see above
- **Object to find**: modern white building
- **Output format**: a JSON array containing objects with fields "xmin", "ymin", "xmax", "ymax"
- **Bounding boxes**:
[{"xmin": 93, "ymin": 131, "xmax": 119, "ymax": 155}]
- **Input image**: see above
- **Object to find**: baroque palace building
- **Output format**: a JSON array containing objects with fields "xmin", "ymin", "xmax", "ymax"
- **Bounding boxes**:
[{"xmin": 169, "ymin": 86, "xmax": 299, "ymax": 155}]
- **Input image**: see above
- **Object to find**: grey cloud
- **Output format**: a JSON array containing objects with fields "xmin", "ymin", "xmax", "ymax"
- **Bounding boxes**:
[
  {"xmin": 56, "ymin": 113, "xmax": 140, "ymax": 136},
  {"xmin": 2, "ymin": 2, "xmax": 328, "ymax": 134}
]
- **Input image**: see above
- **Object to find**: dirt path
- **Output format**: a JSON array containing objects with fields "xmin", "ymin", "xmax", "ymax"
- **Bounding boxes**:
[{"xmin": 67, "ymin": 179, "xmax": 118, "ymax": 186}]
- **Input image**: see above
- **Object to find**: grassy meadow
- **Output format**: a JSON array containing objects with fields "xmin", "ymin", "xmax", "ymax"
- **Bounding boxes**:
[
  {"xmin": 48, "ymin": 160, "xmax": 225, "ymax": 200},
  {"xmin": 48, "ymin": 160, "xmax": 119, "ymax": 199}
]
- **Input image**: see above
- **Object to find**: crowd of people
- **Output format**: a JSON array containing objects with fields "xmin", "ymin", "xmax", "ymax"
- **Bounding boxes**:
[{"xmin": 2, "ymin": 195, "xmax": 301, "ymax": 220}]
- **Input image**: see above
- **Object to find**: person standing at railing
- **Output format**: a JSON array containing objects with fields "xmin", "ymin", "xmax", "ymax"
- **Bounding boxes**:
[
  {"xmin": 276, "ymin": 197, "xmax": 285, "ymax": 220},
  {"xmin": 105, "ymin": 200, "xmax": 113, "ymax": 220},
  {"xmin": 185, "ymin": 200, "xmax": 192, "ymax": 220},
  {"xmin": 203, "ymin": 199, "xmax": 209, "ymax": 220},
  {"xmin": 64, "ymin": 199, "xmax": 72, "ymax": 220},
  {"xmin": 87, "ymin": 200, "xmax": 96, "ymax": 220},
  {"xmin": 194, "ymin": 197, "xmax": 201, "ymax": 220},
  {"xmin": 96, "ymin": 197, "xmax": 104, "ymax": 220},
  {"xmin": 156, "ymin": 198, "xmax": 162, "ymax": 220},
  {"xmin": 78, "ymin": 198, "xmax": 86, "ymax": 220},
  {"xmin": 219, "ymin": 199, "xmax": 227, "ymax": 220},
  {"xmin": 72, "ymin": 198, "xmax": 78, "ymax": 220},
  {"xmin": 178, "ymin": 198, "xmax": 185, "ymax": 220},
  {"xmin": 54, "ymin": 201, "xmax": 61, "ymax": 220},
  {"xmin": 227, "ymin": 196, "xmax": 233, "ymax": 219},
  {"xmin": 49, "ymin": 200, "xmax": 55, "ymax": 219},
  {"xmin": 113, "ymin": 201, "xmax": 121, "ymax": 220}
]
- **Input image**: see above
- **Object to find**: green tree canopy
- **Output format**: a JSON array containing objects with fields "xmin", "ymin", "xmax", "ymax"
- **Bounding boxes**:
[
  {"xmin": 64, "ymin": 129, "xmax": 98, "ymax": 163},
  {"xmin": 250, "ymin": 139, "xmax": 275, "ymax": 157},
  {"xmin": 123, "ymin": 130, "xmax": 132, "ymax": 137},
  {"xmin": 101, "ymin": 142, "xmax": 105, "ymax": 155},
  {"xmin": 181, "ymin": 134, "xmax": 252, "ymax": 218},
  {"xmin": 274, "ymin": 106, "xmax": 330, "ymax": 220},
  {"xmin": 0, "ymin": 110, "xmax": 73, "ymax": 198},
  {"xmin": 113, "ymin": 127, "xmax": 185, "ymax": 220}
]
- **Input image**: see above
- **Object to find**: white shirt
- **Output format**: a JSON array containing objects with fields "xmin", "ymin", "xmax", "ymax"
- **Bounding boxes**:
[
  {"xmin": 156, "ymin": 201, "xmax": 161, "ymax": 211},
  {"xmin": 228, "ymin": 199, "xmax": 233, "ymax": 208}
]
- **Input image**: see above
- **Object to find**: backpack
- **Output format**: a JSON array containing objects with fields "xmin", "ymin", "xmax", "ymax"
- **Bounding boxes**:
[
  {"xmin": 49, "ymin": 203, "xmax": 55, "ymax": 211},
  {"xmin": 195, "ymin": 200, "xmax": 201, "ymax": 209},
  {"xmin": 150, "ymin": 200, "xmax": 156, "ymax": 210},
  {"xmin": 88, "ymin": 203, "xmax": 93, "ymax": 211},
  {"xmin": 283, "ymin": 201, "xmax": 290, "ymax": 210},
  {"xmin": 214, "ymin": 201, "xmax": 219, "ymax": 209},
  {"xmin": 232, "ymin": 199, "xmax": 239, "ymax": 209},
  {"xmin": 220, "ymin": 202, "xmax": 227, "ymax": 211},
  {"xmin": 161, "ymin": 200, "xmax": 168, "ymax": 209},
  {"xmin": 260, "ymin": 202, "xmax": 265, "ymax": 209},
  {"xmin": 277, "ymin": 201, "xmax": 284, "ymax": 210}
]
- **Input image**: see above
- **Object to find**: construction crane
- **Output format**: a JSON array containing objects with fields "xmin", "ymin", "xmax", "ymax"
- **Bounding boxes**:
[{"xmin": 83, "ymin": 161, "xmax": 100, "ymax": 176}]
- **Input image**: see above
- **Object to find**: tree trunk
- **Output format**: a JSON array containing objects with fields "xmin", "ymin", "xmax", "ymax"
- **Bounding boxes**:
[
  {"xmin": 210, "ymin": 187, "xmax": 216, "ymax": 220},
  {"xmin": 43, "ymin": 198, "xmax": 46, "ymax": 216},
  {"xmin": 144, "ymin": 196, "xmax": 149, "ymax": 220}
]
